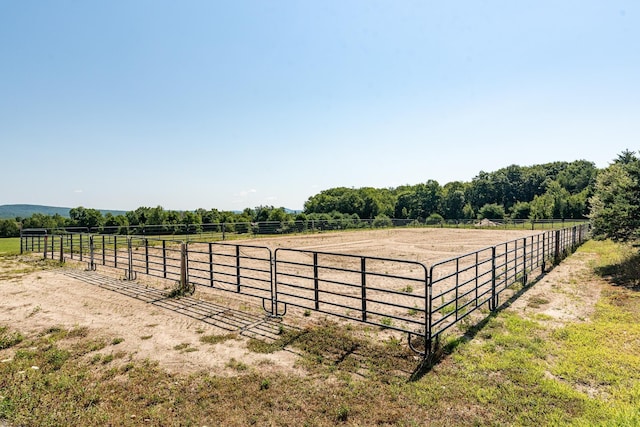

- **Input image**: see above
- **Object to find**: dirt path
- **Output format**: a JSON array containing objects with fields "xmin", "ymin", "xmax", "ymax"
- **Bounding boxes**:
[{"xmin": 507, "ymin": 250, "xmax": 603, "ymax": 325}]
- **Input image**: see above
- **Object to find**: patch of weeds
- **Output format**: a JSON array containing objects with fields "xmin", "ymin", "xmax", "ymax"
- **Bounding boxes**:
[
  {"xmin": 173, "ymin": 343, "xmax": 190, "ymax": 351},
  {"xmin": 400, "ymin": 285, "xmax": 414, "ymax": 293},
  {"xmin": 509, "ymin": 280, "xmax": 524, "ymax": 292},
  {"xmin": 303, "ymin": 309, "xmax": 312, "ymax": 317},
  {"xmin": 67, "ymin": 326, "xmax": 89, "ymax": 338},
  {"xmin": 199, "ymin": 333, "xmax": 237, "ymax": 345},
  {"xmin": 102, "ymin": 354, "xmax": 114, "ymax": 364},
  {"xmin": 247, "ymin": 328, "xmax": 303, "ymax": 354},
  {"xmin": 528, "ymin": 296, "xmax": 550, "ymax": 309},
  {"xmin": 0, "ymin": 327, "xmax": 24, "ymax": 350},
  {"xmin": 439, "ymin": 298, "xmax": 456, "ymax": 316},
  {"xmin": 111, "ymin": 337, "xmax": 124, "ymax": 345},
  {"xmin": 380, "ymin": 317, "xmax": 393, "ymax": 328},
  {"xmin": 259, "ymin": 378, "xmax": 271, "ymax": 390},
  {"xmin": 336, "ymin": 404, "xmax": 350, "ymax": 422},
  {"xmin": 86, "ymin": 339, "xmax": 107, "ymax": 353},
  {"xmin": 44, "ymin": 347, "xmax": 70, "ymax": 371},
  {"xmin": 226, "ymin": 358, "xmax": 248, "ymax": 371}
]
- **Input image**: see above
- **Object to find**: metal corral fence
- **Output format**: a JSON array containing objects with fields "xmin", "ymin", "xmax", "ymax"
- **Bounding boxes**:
[{"xmin": 21, "ymin": 223, "xmax": 590, "ymax": 356}]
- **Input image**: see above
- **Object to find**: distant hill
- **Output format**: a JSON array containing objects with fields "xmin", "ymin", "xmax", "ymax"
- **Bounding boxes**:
[{"xmin": 0, "ymin": 204, "xmax": 126, "ymax": 219}]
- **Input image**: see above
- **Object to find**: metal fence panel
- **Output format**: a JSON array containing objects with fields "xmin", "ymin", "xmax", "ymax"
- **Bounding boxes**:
[
  {"xmin": 274, "ymin": 248, "xmax": 429, "ymax": 337},
  {"xmin": 186, "ymin": 242, "xmax": 273, "ymax": 306}
]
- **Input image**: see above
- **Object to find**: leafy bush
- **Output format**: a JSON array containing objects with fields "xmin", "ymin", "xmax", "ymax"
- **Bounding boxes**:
[{"xmin": 372, "ymin": 214, "xmax": 393, "ymax": 228}]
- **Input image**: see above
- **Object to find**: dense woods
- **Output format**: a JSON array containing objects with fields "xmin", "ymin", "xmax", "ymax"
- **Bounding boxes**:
[
  {"xmin": 303, "ymin": 159, "xmax": 597, "ymax": 221},
  {"xmin": 1, "ymin": 155, "xmax": 637, "ymax": 242}
]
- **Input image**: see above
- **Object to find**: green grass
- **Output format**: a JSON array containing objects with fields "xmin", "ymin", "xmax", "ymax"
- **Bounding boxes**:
[
  {"xmin": 1, "ymin": 239, "xmax": 639, "ymax": 425},
  {"xmin": 0, "ymin": 237, "xmax": 20, "ymax": 255}
]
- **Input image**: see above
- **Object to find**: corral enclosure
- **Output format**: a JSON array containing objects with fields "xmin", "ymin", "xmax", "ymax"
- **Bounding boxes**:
[{"xmin": 23, "ymin": 225, "xmax": 589, "ymax": 354}]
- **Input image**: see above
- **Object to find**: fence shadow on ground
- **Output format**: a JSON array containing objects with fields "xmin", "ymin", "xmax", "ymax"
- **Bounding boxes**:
[
  {"xmin": 408, "ymin": 269, "xmax": 549, "ymax": 382},
  {"xmin": 63, "ymin": 267, "xmax": 421, "ymax": 379},
  {"xmin": 62, "ymin": 269, "xmax": 283, "ymax": 342}
]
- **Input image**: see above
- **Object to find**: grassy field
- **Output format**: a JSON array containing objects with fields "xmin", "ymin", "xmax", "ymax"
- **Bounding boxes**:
[
  {"xmin": 1, "ymin": 239, "xmax": 639, "ymax": 425},
  {"xmin": 0, "ymin": 238, "xmax": 20, "ymax": 255}
]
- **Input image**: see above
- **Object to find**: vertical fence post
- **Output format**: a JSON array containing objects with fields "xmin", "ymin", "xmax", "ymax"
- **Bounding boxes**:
[
  {"xmin": 426, "ymin": 270, "xmax": 433, "ymax": 356},
  {"xmin": 44, "ymin": 235, "xmax": 48, "ymax": 259},
  {"xmin": 236, "ymin": 245, "xmax": 241, "ymax": 293},
  {"xmin": 70, "ymin": 234, "xmax": 74, "ymax": 259},
  {"xmin": 59, "ymin": 236, "xmax": 64, "ymax": 262},
  {"xmin": 162, "ymin": 240, "xmax": 167, "ymax": 279},
  {"xmin": 114, "ymin": 236, "xmax": 118, "ymax": 268},
  {"xmin": 490, "ymin": 246, "xmax": 497, "ymax": 311},
  {"xmin": 361, "ymin": 257, "xmax": 367, "ymax": 322},
  {"xmin": 180, "ymin": 242, "xmax": 188, "ymax": 293},
  {"xmin": 126, "ymin": 237, "xmax": 134, "ymax": 280},
  {"xmin": 88, "ymin": 235, "xmax": 95, "ymax": 271},
  {"xmin": 554, "ymin": 230, "xmax": 561, "ymax": 265},
  {"xmin": 208, "ymin": 242, "xmax": 214, "ymax": 286},
  {"xmin": 522, "ymin": 238, "xmax": 527, "ymax": 285},
  {"xmin": 79, "ymin": 234, "xmax": 83, "ymax": 262},
  {"xmin": 455, "ymin": 258, "xmax": 460, "ymax": 320},
  {"xmin": 313, "ymin": 252, "xmax": 320, "ymax": 310},
  {"xmin": 269, "ymin": 252, "xmax": 276, "ymax": 316},
  {"xmin": 145, "ymin": 239, "xmax": 149, "ymax": 275},
  {"xmin": 474, "ymin": 252, "xmax": 479, "ymax": 307}
]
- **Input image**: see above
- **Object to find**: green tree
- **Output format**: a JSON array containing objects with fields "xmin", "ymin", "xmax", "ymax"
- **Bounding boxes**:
[
  {"xmin": 478, "ymin": 203, "xmax": 505, "ymax": 220},
  {"xmin": 530, "ymin": 194, "xmax": 554, "ymax": 219},
  {"xmin": 104, "ymin": 213, "xmax": 129, "ymax": 234},
  {"xmin": 510, "ymin": 201, "xmax": 531, "ymax": 219},
  {"xmin": 69, "ymin": 207, "xmax": 103, "ymax": 230},
  {"xmin": 590, "ymin": 151, "xmax": 640, "ymax": 242},
  {"xmin": 442, "ymin": 182, "xmax": 467, "ymax": 219},
  {"xmin": 372, "ymin": 214, "xmax": 393, "ymax": 228},
  {"xmin": 0, "ymin": 219, "xmax": 20, "ymax": 237},
  {"xmin": 181, "ymin": 211, "xmax": 202, "ymax": 234}
]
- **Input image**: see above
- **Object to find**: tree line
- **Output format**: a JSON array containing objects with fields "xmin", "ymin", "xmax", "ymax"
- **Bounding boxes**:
[
  {"xmin": 304, "ymin": 159, "xmax": 597, "ymax": 222},
  {"xmin": 1, "ymin": 156, "xmax": 637, "ymax": 242}
]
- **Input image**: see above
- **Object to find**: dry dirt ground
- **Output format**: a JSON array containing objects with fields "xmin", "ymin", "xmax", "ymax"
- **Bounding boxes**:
[{"xmin": 0, "ymin": 228, "xmax": 600, "ymax": 377}]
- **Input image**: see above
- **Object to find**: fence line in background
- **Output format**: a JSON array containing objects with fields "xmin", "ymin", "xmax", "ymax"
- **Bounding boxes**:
[
  {"xmin": 21, "ymin": 223, "xmax": 590, "ymax": 356},
  {"xmin": 19, "ymin": 218, "xmax": 589, "ymax": 242}
]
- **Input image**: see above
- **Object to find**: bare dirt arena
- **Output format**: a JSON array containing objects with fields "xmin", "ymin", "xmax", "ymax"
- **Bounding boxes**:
[{"xmin": 0, "ymin": 228, "xmax": 600, "ymax": 377}]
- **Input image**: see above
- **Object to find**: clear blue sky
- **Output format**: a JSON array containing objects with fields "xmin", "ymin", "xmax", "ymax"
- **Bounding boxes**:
[{"xmin": 1, "ymin": 1, "xmax": 638, "ymax": 211}]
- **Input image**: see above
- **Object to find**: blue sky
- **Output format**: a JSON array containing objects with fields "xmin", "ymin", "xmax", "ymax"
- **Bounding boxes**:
[{"xmin": 1, "ymin": 1, "xmax": 638, "ymax": 211}]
